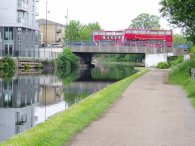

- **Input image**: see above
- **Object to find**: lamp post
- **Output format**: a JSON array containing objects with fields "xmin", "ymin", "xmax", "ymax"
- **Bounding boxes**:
[
  {"xmin": 45, "ymin": 0, "xmax": 50, "ymax": 58},
  {"xmin": 65, "ymin": 8, "xmax": 68, "ymax": 46},
  {"xmin": 45, "ymin": 0, "xmax": 48, "ymax": 46}
]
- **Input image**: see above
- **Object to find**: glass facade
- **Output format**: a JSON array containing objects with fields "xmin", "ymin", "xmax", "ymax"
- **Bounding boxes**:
[{"xmin": 4, "ymin": 27, "xmax": 13, "ymax": 41}]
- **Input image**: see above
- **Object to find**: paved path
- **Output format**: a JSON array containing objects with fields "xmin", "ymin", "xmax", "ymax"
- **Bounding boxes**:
[{"xmin": 68, "ymin": 69, "xmax": 195, "ymax": 146}]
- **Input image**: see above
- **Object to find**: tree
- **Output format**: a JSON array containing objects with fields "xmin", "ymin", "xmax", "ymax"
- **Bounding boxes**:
[
  {"xmin": 129, "ymin": 13, "xmax": 161, "ymax": 29},
  {"xmin": 159, "ymin": 0, "xmax": 195, "ymax": 43},
  {"xmin": 80, "ymin": 22, "xmax": 101, "ymax": 41},
  {"xmin": 173, "ymin": 34, "xmax": 188, "ymax": 45},
  {"xmin": 64, "ymin": 20, "xmax": 82, "ymax": 41},
  {"xmin": 65, "ymin": 20, "xmax": 101, "ymax": 42}
]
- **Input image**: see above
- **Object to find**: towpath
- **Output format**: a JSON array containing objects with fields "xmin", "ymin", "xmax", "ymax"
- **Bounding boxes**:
[{"xmin": 68, "ymin": 69, "xmax": 195, "ymax": 146}]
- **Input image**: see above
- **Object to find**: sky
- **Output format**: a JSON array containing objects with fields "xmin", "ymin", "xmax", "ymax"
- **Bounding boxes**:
[{"xmin": 36, "ymin": 0, "xmax": 180, "ymax": 33}]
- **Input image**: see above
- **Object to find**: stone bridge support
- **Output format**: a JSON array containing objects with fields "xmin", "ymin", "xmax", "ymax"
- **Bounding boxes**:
[{"xmin": 145, "ymin": 53, "xmax": 168, "ymax": 67}]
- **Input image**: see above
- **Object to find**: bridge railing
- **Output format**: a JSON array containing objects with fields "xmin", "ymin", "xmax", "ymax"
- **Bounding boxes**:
[
  {"xmin": 40, "ymin": 40, "xmax": 191, "ymax": 49},
  {"xmin": 0, "ymin": 41, "xmax": 189, "ymax": 59},
  {"xmin": 65, "ymin": 41, "xmax": 190, "ymax": 50}
]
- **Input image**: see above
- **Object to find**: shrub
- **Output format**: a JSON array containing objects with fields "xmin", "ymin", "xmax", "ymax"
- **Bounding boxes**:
[
  {"xmin": 169, "ymin": 56, "xmax": 184, "ymax": 66},
  {"xmin": 36, "ymin": 64, "xmax": 44, "ymax": 69},
  {"xmin": 24, "ymin": 64, "xmax": 30, "ymax": 70},
  {"xmin": 156, "ymin": 62, "xmax": 170, "ymax": 69},
  {"xmin": 0, "ymin": 56, "xmax": 15, "ymax": 70},
  {"xmin": 169, "ymin": 59, "xmax": 195, "ymax": 107},
  {"xmin": 190, "ymin": 45, "xmax": 195, "ymax": 54},
  {"xmin": 56, "ymin": 48, "xmax": 79, "ymax": 70}
]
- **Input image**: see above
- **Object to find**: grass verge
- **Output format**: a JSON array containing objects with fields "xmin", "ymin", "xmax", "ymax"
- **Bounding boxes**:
[
  {"xmin": 1, "ymin": 68, "xmax": 148, "ymax": 146},
  {"xmin": 169, "ymin": 59, "xmax": 195, "ymax": 107}
]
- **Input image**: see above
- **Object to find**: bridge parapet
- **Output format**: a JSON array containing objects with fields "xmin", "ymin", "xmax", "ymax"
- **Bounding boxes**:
[{"xmin": 68, "ymin": 45, "xmax": 187, "ymax": 56}]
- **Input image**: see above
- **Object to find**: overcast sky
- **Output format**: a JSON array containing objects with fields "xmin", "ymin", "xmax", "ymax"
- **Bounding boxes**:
[{"xmin": 37, "ymin": 0, "xmax": 180, "ymax": 32}]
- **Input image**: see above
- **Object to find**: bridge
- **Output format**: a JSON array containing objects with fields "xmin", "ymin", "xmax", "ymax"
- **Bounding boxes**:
[
  {"xmin": 67, "ymin": 44, "xmax": 188, "ymax": 67},
  {"xmin": 0, "ymin": 42, "xmax": 189, "ymax": 67}
]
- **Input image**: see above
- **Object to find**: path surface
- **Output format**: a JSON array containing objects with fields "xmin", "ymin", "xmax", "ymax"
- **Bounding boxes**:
[{"xmin": 68, "ymin": 69, "xmax": 195, "ymax": 146}]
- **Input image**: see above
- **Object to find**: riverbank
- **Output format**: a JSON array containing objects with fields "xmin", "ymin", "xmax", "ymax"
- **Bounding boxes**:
[
  {"xmin": 169, "ymin": 59, "xmax": 195, "ymax": 107},
  {"xmin": 0, "ymin": 68, "xmax": 148, "ymax": 146}
]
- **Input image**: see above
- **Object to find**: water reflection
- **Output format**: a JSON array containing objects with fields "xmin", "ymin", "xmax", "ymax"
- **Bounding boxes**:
[
  {"xmin": 0, "ymin": 64, "xmax": 136, "ymax": 142},
  {"xmin": 0, "ymin": 76, "xmax": 38, "ymax": 142}
]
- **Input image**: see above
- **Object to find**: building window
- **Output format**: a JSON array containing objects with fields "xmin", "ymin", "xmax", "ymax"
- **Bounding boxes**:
[
  {"xmin": 4, "ymin": 27, "xmax": 13, "ymax": 40},
  {"xmin": 17, "ymin": 32, "xmax": 22, "ymax": 41},
  {"xmin": 4, "ymin": 44, "xmax": 13, "ymax": 56},
  {"xmin": 32, "ymin": 14, "xmax": 34, "ymax": 25},
  {"xmin": 17, "ymin": 44, "xmax": 21, "ymax": 50}
]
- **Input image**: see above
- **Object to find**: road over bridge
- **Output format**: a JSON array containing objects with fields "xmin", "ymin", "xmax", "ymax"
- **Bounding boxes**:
[
  {"xmin": 69, "ymin": 45, "xmax": 186, "ymax": 55},
  {"xmin": 67, "ymin": 45, "xmax": 188, "ymax": 67}
]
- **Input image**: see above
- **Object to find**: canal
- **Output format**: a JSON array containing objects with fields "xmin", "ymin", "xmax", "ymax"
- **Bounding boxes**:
[{"xmin": 0, "ymin": 63, "xmax": 137, "ymax": 142}]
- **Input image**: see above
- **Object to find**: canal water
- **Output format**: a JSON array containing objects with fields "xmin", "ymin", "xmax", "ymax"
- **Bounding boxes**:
[{"xmin": 0, "ymin": 64, "xmax": 137, "ymax": 142}]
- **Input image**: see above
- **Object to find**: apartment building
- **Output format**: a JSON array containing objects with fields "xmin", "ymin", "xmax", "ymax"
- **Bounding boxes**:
[
  {"xmin": 37, "ymin": 19, "xmax": 65, "ymax": 46},
  {"xmin": 0, "ymin": 33, "xmax": 2, "ymax": 56},
  {"xmin": 0, "ymin": 0, "xmax": 39, "ymax": 57}
]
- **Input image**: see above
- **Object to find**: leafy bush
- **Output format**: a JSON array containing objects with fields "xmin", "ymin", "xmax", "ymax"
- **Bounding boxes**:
[
  {"xmin": 103, "ymin": 54, "xmax": 144, "ymax": 63},
  {"xmin": 169, "ymin": 56, "xmax": 184, "ymax": 66},
  {"xmin": 0, "ymin": 56, "xmax": 15, "ymax": 70},
  {"xmin": 36, "ymin": 64, "xmax": 44, "ymax": 69},
  {"xmin": 24, "ymin": 64, "xmax": 30, "ymax": 70},
  {"xmin": 0, "ymin": 56, "xmax": 16, "ymax": 80},
  {"xmin": 156, "ymin": 62, "xmax": 170, "ymax": 69},
  {"xmin": 56, "ymin": 48, "xmax": 79, "ymax": 70},
  {"xmin": 169, "ymin": 59, "xmax": 195, "ymax": 107},
  {"xmin": 190, "ymin": 45, "xmax": 195, "ymax": 54}
]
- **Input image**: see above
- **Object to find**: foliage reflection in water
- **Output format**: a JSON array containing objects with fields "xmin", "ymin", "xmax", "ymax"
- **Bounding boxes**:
[{"xmin": 0, "ymin": 64, "xmax": 136, "ymax": 142}]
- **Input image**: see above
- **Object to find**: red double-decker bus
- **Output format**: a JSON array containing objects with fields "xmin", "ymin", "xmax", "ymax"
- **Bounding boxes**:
[
  {"xmin": 92, "ymin": 28, "xmax": 173, "ymax": 47},
  {"xmin": 124, "ymin": 28, "xmax": 173, "ymax": 47},
  {"xmin": 92, "ymin": 30, "xmax": 124, "ymax": 46}
]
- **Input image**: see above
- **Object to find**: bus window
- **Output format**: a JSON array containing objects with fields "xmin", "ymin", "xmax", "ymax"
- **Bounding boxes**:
[
  {"xmin": 149, "ymin": 31, "xmax": 158, "ymax": 35},
  {"xmin": 166, "ymin": 31, "xmax": 171, "ymax": 35},
  {"xmin": 106, "ymin": 32, "xmax": 112, "ymax": 35},
  {"xmin": 99, "ymin": 31, "xmax": 105, "ymax": 35},
  {"xmin": 158, "ymin": 31, "xmax": 165, "ymax": 35},
  {"xmin": 116, "ymin": 31, "xmax": 123, "ymax": 35},
  {"xmin": 132, "ymin": 30, "xmax": 138, "ymax": 34},
  {"xmin": 93, "ymin": 31, "xmax": 98, "ymax": 35},
  {"xmin": 139, "ymin": 30, "xmax": 146, "ymax": 34},
  {"xmin": 126, "ymin": 30, "xmax": 131, "ymax": 34}
]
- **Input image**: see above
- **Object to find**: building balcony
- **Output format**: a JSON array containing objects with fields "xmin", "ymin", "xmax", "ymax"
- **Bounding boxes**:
[
  {"xmin": 57, "ymin": 29, "xmax": 62, "ymax": 33},
  {"xmin": 56, "ymin": 38, "xmax": 62, "ymax": 42},
  {"xmin": 17, "ymin": 2, "xmax": 29, "ymax": 12},
  {"xmin": 36, "ymin": 12, "xmax": 39, "ymax": 16},
  {"xmin": 36, "ymin": 8, "xmax": 39, "ymax": 16},
  {"xmin": 18, "ymin": 17, "xmax": 27, "ymax": 24}
]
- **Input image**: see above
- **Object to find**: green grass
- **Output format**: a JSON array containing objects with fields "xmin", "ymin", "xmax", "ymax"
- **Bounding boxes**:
[
  {"xmin": 169, "ymin": 59, "xmax": 195, "ymax": 107},
  {"xmin": 0, "ymin": 69, "xmax": 148, "ymax": 146}
]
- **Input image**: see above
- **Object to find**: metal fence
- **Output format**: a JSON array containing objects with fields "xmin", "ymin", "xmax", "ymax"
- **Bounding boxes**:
[{"xmin": 0, "ymin": 49, "xmax": 63, "ymax": 59}]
